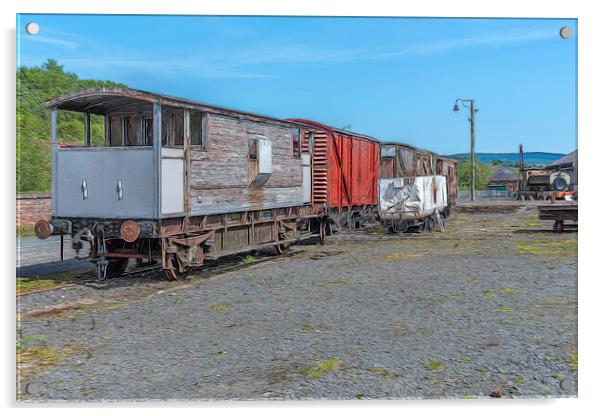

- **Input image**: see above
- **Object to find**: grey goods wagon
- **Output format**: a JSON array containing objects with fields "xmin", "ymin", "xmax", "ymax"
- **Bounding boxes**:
[{"xmin": 34, "ymin": 88, "xmax": 322, "ymax": 280}]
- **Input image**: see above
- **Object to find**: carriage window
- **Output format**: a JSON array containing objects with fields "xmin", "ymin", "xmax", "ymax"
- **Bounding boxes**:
[
  {"xmin": 292, "ymin": 128, "xmax": 301, "ymax": 159},
  {"xmin": 191, "ymin": 112, "xmax": 207, "ymax": 149},
  {"xmin": 125, "ymin": 116, "xmax": 143, "ymax": 146},
  {"xmin": 109, "ymin": 116, "xmax": 124, "ymax": 146},
  {"xmin": 161, "ymin": 112, "xmax": 184, "ymax": 147},
  {"xmin": 144, "ymin": 118, "xmax": 153, "ymax": 145}
]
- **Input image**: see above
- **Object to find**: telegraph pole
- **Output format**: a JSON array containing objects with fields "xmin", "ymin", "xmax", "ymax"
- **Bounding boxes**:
[
  {"xmin": 470, "ymin": 99, "xmax": 476, "ymax": 201},
  {"xmin": 453, "ymin": 98, "xmax": 478, "ymax": 201}
]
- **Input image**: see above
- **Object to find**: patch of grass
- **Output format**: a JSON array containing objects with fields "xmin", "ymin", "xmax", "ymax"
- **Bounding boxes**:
[
  {"xmin": 482, "ymin": 290, "xmax": 496, "ymax": 299},
  {"xmin": 567, "ymin": 349, "xmax": 578, "ymax": 373},
  {"xmin": 303, "ymin": 358, "xmax": 341, "ymax": 378},
  {"xmin": 512, "ymin": 376, "xmax": 527, "ymax": 385},
  {"xmin": 499, "ymin": 287, "xmax": 526, "ymax": 295},
  {"xmin": 516, "ymin": 240, "xmax": 577, "ymax": 256},
  {"xmin": 553, "ymin": 373, "xmax": 565, "ymax": 382},
  {"xmin": 466, "ymin": 276, "xmax": 478, "ymax": 284},
  {"xmin": 208, "ymin": 302, "xmax": 232, "ymax": 312},
  {"xmin": 425, "ymin": 360, "xmax": 444, "ymax": 371},
  {"xmin": 17, "ymin": 270, "xmax": 88, "ymax": 295},
  {"xmin": 496, "ymin": 306, "xmax": 512, "ymax": 314},
  {"xmin": 371, "ymin": 367, "xmax": 400, "ymax": 378},
  {"xmin": 17, "ymin": 344, "xmax": 89, "ymax": 387},
  {"xmin": 242, "ymin": 255, "xmax": 257, "ymax": 264},
  {"xmin": 170, "ymin": 294, "xmax": 183, "ymax": 304},
  {"xmin": 378, "ymin": 252, "xmax": 423, "ymax": 262},
  {"xmin": 17, "ymin": 225, "xmax": 35, "ymax": 237},
  {"xmin": 300, "ymin": 323, "xmax": 315, "ymax": 332}
]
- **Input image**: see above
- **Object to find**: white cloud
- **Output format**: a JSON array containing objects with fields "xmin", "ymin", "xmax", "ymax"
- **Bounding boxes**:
[{"xmin": 26, "ymin": 35, "xmax": 78, "ymax": 49}]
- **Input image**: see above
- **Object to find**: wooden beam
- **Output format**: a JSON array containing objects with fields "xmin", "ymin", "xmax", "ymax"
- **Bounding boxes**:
[
  {"xmin": 152, "ymin": 103, "xmax": 162, "ymax": 218},
  {"xmin": 51, "ymin": 108, "xmax": 58, "ymax": 216},
  {"xmin": 83, "ymin": 112, "xmax": 91, "ymax": 146}
]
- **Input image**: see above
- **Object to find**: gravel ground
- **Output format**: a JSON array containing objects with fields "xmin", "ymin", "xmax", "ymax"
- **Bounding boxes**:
[{"xmin": 16, "ymin": 202, "xmax": 578, "ymax": 401}]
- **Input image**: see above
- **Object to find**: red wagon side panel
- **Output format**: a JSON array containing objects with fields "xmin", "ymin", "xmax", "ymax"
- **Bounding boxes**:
[
  {"xmin": 290, "ymin": 119, "xmax": 379, "ymax": 212},
  {"xmin": 328, "ymin": 133, "xmax": 379, "ymax": 208}
]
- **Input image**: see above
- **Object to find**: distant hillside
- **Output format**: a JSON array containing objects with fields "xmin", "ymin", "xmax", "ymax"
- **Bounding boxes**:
[{"xmin": 446, "ymin": 152, "xmax": 566, "ymax": 167}]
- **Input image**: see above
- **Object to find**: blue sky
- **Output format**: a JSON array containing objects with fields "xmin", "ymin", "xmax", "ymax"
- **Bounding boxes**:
[{"xmin": 17, "ymin": 14, "xmax": 577, "ymax": 154}]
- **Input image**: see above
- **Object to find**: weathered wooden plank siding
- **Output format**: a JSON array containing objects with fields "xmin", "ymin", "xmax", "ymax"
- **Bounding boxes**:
[{"xmin": 189, "ymin": 114, "xmax": 304, "ymax": 215}]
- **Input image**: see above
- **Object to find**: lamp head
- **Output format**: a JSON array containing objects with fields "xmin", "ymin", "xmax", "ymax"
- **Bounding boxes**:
[{"xmin": 452, "ymin": 104, "xmax": 460, "ymax": 112}]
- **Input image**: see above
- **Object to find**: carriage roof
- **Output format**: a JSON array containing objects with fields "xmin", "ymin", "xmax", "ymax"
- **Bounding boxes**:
[{"xmin": 45, "ymin": 87, "xmax": 311, "ymax": 129}]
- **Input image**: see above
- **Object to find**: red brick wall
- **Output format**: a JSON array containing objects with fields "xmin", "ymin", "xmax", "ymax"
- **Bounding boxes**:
[{"xmin": 17, "ymin": 193, "xmax": 51, "ymax": 227}]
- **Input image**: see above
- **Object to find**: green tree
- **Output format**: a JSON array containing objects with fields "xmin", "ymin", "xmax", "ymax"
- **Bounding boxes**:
[
  {"xmin": 456, "ymin": 159, "xmax": 492, "ymax": 190},
  {"xmin": 16, "ymin": 59, "xmax": 126, "ymax": 192}
]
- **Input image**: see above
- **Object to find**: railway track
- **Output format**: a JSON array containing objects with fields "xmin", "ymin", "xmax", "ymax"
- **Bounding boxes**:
[{"xmin": 17, "ymin": 239, "xmax": 317, "ymax": 299}]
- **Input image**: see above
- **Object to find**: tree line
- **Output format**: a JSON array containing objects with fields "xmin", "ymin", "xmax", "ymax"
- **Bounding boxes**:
[{"xmin": 17, "ymin": 59, "xmax": 125, "ymax": 192}]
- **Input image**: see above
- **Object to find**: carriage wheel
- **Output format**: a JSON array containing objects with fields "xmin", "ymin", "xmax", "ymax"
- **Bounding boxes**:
[
  {"xmin": 274, "ymin": 241, "xmax": 290, "ymax": 255},
  {"xmin": 319, "ymin": 219, "xmax": 327, "ymax": 245},
  {"xmin": 106, "ymin": 259, "xmax": 129, "ymax": 277},
  {"xmin": 424, "ymin": 216, "xmax": 435, "ymax": 232}
]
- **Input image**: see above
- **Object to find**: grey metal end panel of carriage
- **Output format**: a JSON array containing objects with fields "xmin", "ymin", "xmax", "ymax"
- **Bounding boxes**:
[{"xmin": 46, "ymin": 87, "xmax": 313, "ymax": 222}]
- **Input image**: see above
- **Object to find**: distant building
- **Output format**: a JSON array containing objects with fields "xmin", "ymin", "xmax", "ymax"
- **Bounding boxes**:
[
  {"xmin": 488, "ymin": 168, "xmax": 519, "ymax": 191},
  {"xmin": 546, "ymin": 150, "xmax": 577, "ymax": 189}
]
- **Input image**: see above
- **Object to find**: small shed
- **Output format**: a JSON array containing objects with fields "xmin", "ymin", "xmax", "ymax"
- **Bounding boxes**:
[{"xmin": 488, "ymin": 168, "xmax": 519, "ymax": 191}]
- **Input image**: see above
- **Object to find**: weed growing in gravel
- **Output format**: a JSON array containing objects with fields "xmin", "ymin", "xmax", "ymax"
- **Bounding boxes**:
[
  {"xmin": 17, "ymin": 344, "xmax": 90, "ymax": 391},
  {"xmin": 378, "ymin": 252, "xmax": 423, "ymax": 262},
  {"xmin": 496, "ymin": 306, "xmax": 512, "ymax": 313},
  {"xmin": 371, "ymin": 367, "xmax": 400, "ymax": 378},
  {"xmin": 242, "ymin": 255, "xmax": 257, "ymax": 265},
  {"xmin": 482, "ymin": 290, "xmax": 496, "ymax": 299},
  {"xmin": 567, "ymin": 349, "xmax": 578, "ymax": 373},
  {"xmin": 170, "ymin": 294, "xmax": 184, "ymax": 304},
  {"xmin": 425, "ymin": 360, "xmax": 444, "ymax": 371},
  {"xmin": 17, "ymin": 270, "xmax": 89, "ymax": 295},
  {"xmin": 300, "ymin": 323, "xmax": 315, "ymax": 332},
  {"xmin": 512, "ymin": 376, "xmax": 527, "ymax": 385},
  {"xmin": 516, "ymin": 240, "xmax": 577, "ymax": 256},
  {"xmin": 304, "ymin": 358, "xmax": 341, "ymax": 378},
  {"xmin": 466, "ymin": 276, "xmax": 478, "ymax": 284},
  {"xmin": 208, "ymin": 302, "xmax": 233, "ymax": 312},
  {"xmin": 499, "ymin": 287, "xmax": 526, "ymax": 295}
]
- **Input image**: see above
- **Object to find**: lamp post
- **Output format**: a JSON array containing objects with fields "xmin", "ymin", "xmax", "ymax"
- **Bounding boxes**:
[{"xmin": 453, "ymin": 98, "xmax": 477, "ymax": 201}]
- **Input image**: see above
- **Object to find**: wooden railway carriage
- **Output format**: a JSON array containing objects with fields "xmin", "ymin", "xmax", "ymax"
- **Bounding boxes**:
[
  {"xmin": 377, "ymin": 142, "xmax": 456, "ymax": 232},
  {"xmin": 287, "ymin": 119, "xmax": 380, "ymax": 231},
  {"xmin": 435, "ymin": 155, "xmax": 458, "ymax": 206},
  {"xmin": 379, "ymin": 142, "xmax": 435, "ymax": 179},
  {"xmin": 35, "ymin": 88, "xmax": 321, "ymax": 280}
]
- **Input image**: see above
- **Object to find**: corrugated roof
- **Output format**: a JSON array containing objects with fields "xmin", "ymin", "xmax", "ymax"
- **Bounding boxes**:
[
  {"xmin": 490, "ymin": 168, "xmax": 519, "ymax": 182},
  {"xmin": 546, "ymin": 150, "xmax": 577, "ymax": 169}
]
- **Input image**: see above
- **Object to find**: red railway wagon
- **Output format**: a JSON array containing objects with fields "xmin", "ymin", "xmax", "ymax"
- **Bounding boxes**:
[{"xmin": 289, "ymin": 119, "xmax": 380, "ymax": 230}]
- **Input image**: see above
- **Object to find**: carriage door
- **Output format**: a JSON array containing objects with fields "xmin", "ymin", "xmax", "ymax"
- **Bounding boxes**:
[{"xmin": 158, "ymin": 106, "xmax": 187, "ymax": 216}]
